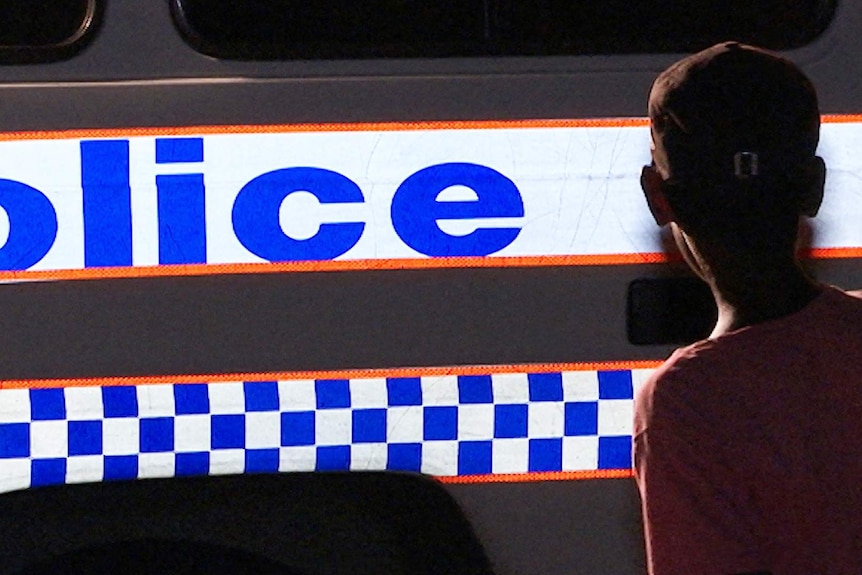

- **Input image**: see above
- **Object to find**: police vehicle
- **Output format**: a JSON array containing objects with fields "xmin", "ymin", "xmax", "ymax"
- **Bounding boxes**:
[{"xmin": 0, "ymin": 1, "xmax": 859, "ymax": 574}]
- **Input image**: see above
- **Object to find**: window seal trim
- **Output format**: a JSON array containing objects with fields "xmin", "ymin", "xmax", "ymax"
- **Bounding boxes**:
[{"xmin": 0, "ymin": 0, "xmax": 103, "ymax": 64}]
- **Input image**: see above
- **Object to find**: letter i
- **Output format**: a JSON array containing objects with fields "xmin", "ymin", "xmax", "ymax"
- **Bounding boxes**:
[
  {"xmin": 81, "ymin": 140, "xmax": 133, "ymax": 267},
  {"xmin": 155, "ymin": 138, "xmax": 206, "ymax": 265}
]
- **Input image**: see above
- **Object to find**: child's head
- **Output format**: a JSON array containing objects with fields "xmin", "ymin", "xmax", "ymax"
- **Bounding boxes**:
[{"xmin": 641, "ymin": 41, "xmax": 824, "ymax": 258}]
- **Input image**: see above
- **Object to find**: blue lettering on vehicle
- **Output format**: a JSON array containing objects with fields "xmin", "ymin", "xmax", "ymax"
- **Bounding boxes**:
[
  {"xmin": 155, "ymin": 138, "xmax": 207, "ymax": 265},
  {"xmin": 81, "ymin": 140, "xmax": 133, "ymax": 267},
  {"xmin": 0, "ymin": 179, "xmax": 58, "ymax": 271},
  {"xmin": 232, "ymin": 167, "xmax": 366, "ymax": 262},
  {"xmin": 391, "ymin": 162, "xmax": 524, "ymax": 257},
  {"xmin": 0, "ymin": 140, "xmax": 525, "ymax": 271}
]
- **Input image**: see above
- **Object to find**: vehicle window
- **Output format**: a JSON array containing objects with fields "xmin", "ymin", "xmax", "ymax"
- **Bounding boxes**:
[
  {"xmin": 170, "ymin": 0, "xmax": 490, "ymax": 59},
  {"xmin": 493, "ymin": 0, "xmax": 837, "ymax": 55},
  {"xmin": 0, "ymin": 0, "xmax": 100, "ymax": 63},
  {"xmin": 171, "ymin": 0, "xmax": 837, "ymax": 60}
]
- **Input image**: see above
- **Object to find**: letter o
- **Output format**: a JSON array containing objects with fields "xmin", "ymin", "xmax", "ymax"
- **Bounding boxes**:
[{"xmin": 0, "ymin": 179, "xmax": 58, "ymax": 271}]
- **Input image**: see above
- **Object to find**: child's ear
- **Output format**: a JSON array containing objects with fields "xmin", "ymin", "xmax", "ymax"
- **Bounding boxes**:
[
  {"xmin": 641, "ymin": 164, "xmax": 675, "ymax": 226},
  {"xmin": 797, "ymin": 156, "xmax": 825, "ymax": 218}
]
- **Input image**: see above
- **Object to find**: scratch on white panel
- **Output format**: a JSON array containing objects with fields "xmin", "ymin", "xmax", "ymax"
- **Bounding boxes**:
[{"xmin": 365, "ymin": 134, "xmax": 382, "ymax": 257}]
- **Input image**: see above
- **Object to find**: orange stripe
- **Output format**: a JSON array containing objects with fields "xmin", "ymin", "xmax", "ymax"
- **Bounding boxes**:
[
  {"xmin": 0, "ymin": 361, "xmax": 663, "ymax": 390},
  {"xmin": 436, "ymin": 469, "xmax": 633, "ymax": 484},
  {"xmin": 0, "ymin": 253, "xmax": 671, "ymax": 282},
  {"xmin": 822, "ymin": 114, "xmax": 862, "ymax": 124},
  {"xmin": 0, "ymin": 114, "xmax": 857, "ymax": 142},
  {"xmin": 801, "ymin": 247, "xmax": 862, "ymax": 260},
  {"xmin": 5, "ymin": 246, "xmax": 862, "ymax": 283},
  {"xmin": 0, "ymin": 118, "xmax": 650, "ymax": 142}
]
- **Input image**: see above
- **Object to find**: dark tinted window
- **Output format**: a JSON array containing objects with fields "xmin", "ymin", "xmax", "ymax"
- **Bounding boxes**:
[
  {"xmin": 494, "ymin": 0, "xmax": 837, "ymax": 55},
  {"xmin": 0, "ymin": 0, "xmax": 100, "ymax": 63},
  {"xmin": 172, "ymin": 0, "xmax": 836, "ymax": 60},
  {"xmin": 172, "ymin": 1, "xmax": 490, "ymax": 59}
]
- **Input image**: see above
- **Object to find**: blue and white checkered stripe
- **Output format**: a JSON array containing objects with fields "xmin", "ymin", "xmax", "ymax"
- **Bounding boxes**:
[{"xmin": 0, "ymin": 369, "xmax": 651, "ymax": 494}]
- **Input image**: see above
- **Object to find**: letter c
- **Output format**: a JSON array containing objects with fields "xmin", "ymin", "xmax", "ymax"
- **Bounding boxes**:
[{"xmin": 232, "ymin": 167, "xmax": 365, "ymax": 262}]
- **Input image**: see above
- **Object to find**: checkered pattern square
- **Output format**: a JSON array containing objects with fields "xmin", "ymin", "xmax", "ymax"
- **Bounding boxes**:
[{"xmin": 0, "ymin": 369, "xmax": 643, "ymax": 494}]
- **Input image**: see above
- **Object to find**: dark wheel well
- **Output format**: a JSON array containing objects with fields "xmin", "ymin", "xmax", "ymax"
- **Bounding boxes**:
[{"xmin": 0, "ymin": 472, "xmax": 494, "ymax": 575}]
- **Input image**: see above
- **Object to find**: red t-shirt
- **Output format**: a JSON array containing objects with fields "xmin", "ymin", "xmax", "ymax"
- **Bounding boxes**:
[{"xmin": 634, "ymin": 286, "xmax": 862, "ymax": 575}]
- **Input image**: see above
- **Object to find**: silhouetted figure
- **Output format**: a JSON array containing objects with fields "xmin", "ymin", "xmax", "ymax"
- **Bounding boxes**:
[{"xmin": 635, "ymin": 42, "xmax": 862, "ymax": 574}]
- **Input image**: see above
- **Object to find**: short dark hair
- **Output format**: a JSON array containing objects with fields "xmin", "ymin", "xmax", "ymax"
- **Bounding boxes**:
[{"xmin": 649, "ymin": 42, "xmax": 821, "ymax": 253}]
